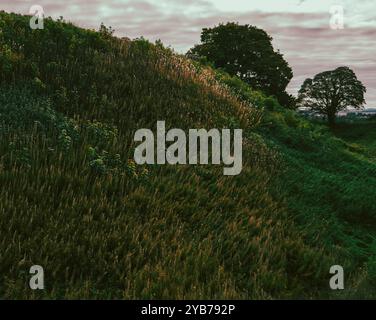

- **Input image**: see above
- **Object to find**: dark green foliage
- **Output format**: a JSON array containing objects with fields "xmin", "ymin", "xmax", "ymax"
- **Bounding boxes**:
[
  {"xmin": 187, "ymin": 22, "xmax": 293, "ymax": 107},
  {"xmin": 298, "ymin": 67, "xmax": 366, "ymax": 126}
]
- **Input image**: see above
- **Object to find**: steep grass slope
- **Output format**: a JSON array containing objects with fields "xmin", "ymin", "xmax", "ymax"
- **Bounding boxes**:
[
  {"xmin": 0, "ymin": 12, "xmax": 375, "ymax": 299},
  {"xmin": 260, "ymin": 110, "xmax": 376, "ymax": 298}
]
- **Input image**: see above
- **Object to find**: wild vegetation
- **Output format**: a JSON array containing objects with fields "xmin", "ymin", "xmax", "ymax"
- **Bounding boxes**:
[{"xmin": 0, "ymin": 12, "xmax": 375, "ymax": 299}]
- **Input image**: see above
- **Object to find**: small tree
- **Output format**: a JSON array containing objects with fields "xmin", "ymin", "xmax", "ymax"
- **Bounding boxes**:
[
  {"xmin": 187, "ymin": 22, "xmax": 293, "ymax": 107},
  {"xmin": 298, "ymin": 67, "xmax": 366, "ymax": 126}
]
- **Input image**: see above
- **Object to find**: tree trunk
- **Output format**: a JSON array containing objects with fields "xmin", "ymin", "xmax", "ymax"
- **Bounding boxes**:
[{"xmin": 327, "ymin": 112, "xmax": 336, "ymax": 127}]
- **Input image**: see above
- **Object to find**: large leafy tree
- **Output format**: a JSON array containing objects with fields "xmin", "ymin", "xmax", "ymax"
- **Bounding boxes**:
[
  {"xmin": 187, "ymin": 22, "xmax": 294, "ymax": 107},
  {"xmin": 298, "ymin": 67, "xmax": 366, "ymax": 126}
]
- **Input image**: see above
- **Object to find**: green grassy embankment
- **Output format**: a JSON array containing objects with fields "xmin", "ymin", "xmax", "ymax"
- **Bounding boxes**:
[{"xmin": 0, "ymin": 11, "xmax": 375, "ymax": 299}]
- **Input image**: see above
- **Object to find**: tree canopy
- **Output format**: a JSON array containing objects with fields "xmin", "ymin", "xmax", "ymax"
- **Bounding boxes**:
[
  {"xmin": 298, "ymin": 66, "xmax": 366, "ymax": 126},
  {"xmin": 187, "ymin": 22, "xmax": 294, "ymax": 107}
]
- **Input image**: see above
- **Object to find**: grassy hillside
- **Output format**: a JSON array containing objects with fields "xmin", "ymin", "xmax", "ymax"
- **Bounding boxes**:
[
  {"xmin": 260, "ymin": 110, "xmax": 376, "ymax": 298},
  {"xmin": 0, "ymin": 12, "xmax": 375, "ymax": 299}
]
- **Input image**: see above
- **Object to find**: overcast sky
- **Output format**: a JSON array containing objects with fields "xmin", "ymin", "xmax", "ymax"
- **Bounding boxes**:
[{"xmin": 1, "ymin": 0, "xmax": 375, "ymax": 107}]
